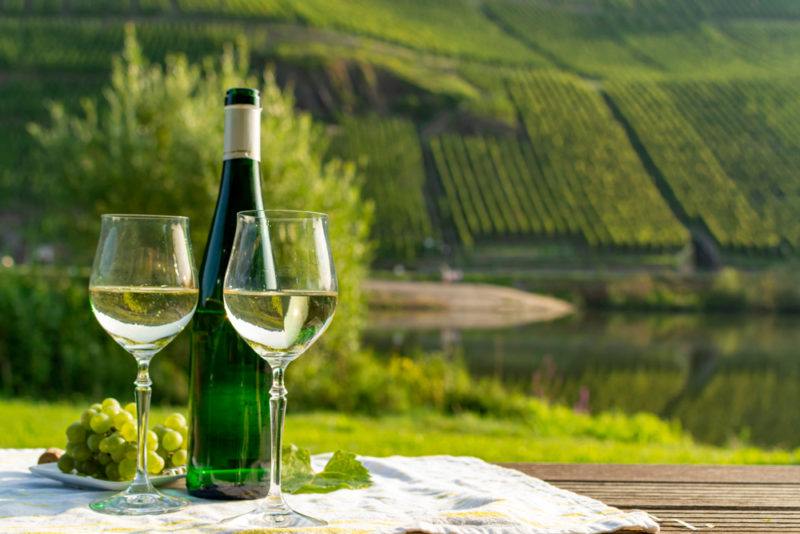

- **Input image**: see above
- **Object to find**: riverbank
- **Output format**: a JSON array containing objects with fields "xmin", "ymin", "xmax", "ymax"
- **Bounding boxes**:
[
  {"xmin": 373, "ymin": 267, "xmax": 800, "ymax": 313},
  {"xmin": 364, "ymin": 279, "xmax": 573, "ymax": 329},
  {"xmin": 4, "ymin": 400, "xmax": 796, "ymax": 464}
]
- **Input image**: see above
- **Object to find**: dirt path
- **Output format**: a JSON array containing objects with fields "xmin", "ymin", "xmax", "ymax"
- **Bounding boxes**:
[{"xmin": 364, "ymin": 279, "xmax": 573, "ymax": 330}]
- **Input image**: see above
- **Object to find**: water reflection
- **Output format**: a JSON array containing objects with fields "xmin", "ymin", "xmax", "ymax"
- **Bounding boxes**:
[{"xmin": 365, "ymin": 312, "xmax": 800, "ymax": 448}]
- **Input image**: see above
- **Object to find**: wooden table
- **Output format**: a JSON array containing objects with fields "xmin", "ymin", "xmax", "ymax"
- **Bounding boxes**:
[{"xmin": 504, "ymin": 464, "xmax": 800, "ymax": 532}]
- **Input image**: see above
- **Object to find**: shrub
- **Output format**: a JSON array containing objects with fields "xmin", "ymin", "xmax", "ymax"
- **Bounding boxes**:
[{"xmin": 26, "ymin": 25, "xmax": 372, "ymax": 360}]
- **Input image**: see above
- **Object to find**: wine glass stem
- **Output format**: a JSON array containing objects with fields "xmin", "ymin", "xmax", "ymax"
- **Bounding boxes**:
[
  {"xmin": 132, "ymin": 360, "xmax": 152, "ymax": 490},
  {"xmin": 266, "ymin": 366, "xmax": 288, "ymax": 509}
]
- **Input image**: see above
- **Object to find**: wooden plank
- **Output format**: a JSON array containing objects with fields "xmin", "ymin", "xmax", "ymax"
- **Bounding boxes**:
[
  {"xmin": 650, "ymin": 510, "xmax": 800, "ymax": 532},
  {"xmin": 502, "ymin": 464, "xmax": 800, "ymax": 530},
  {"xmin": 501, "ymin": 463, "xmax": 800, "ymax": 484},
  {"xmin": 552, "ymin": 481, "xmax": 800, "ymax": 509}
]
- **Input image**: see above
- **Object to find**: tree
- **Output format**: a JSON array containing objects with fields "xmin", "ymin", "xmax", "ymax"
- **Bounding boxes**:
[{"xmin": 28, "ymin": 25, "xmax": 371, "ymax": 358}]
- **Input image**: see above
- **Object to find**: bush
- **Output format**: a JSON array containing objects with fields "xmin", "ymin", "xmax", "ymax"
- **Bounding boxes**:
[
  {"xmin": 0, "ymin": 268, "xmax": 186, "ymax": 403},
  {"xmin": 26, "ymin": 25, "xmax": 372, "ymax": 359}
]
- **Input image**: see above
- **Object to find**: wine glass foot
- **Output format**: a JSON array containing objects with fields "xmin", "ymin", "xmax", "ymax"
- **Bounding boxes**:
[
  {"xmin": 90, "ymin": 487, "xmax": 189, "ymax": 515},
  {"xmin": 259, "ymin": 508, "xmax": 327, "ymax": 528},
  {"xmin": 221, "ymin": 504, "xmax": 326, "ymax": 530}
]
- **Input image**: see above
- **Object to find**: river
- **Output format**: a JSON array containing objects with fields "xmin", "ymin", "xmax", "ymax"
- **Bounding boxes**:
[{"xmin": 364, "ymin": 311, "xmax": 800, "ymax": 448}]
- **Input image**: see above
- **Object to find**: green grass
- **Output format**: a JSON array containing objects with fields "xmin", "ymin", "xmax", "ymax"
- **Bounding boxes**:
[{"xmin": 4, "ymin": 400, "xmax": 798, "ymax": 464}]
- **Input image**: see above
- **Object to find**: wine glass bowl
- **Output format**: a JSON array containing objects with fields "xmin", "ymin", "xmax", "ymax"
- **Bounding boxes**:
[
  {"xmin": 223, "ymin": 210, "xmax": 337, "ymax": 527},
  {"xmin": 88, "ymin": 214, "xmax": 197, "ymax": 515}
]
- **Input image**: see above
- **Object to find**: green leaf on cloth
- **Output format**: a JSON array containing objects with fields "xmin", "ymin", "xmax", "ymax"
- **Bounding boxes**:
[{"xmin": 282, "ymin": 444, "xmax": 372, "ymax": 494}]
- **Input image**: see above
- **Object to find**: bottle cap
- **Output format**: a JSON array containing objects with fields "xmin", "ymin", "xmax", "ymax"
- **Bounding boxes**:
[{"xmin": 225, "ymin": 88, "xmax": 259, "ymax": 107}]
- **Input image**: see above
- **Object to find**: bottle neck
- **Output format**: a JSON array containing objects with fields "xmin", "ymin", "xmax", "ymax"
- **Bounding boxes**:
[
  {"xmin": 197, "ymin": 159, "xmax": 264, "ymax": 307},
  {"xmin": 224, "ymin": 104, "xmax": 261, "ymax": 161}
]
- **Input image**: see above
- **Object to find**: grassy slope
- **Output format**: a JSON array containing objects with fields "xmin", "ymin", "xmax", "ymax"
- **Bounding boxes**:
[
  {"xmin": 4, "ymin": 400, "xmax": 797, "ymax": 464},
  {"xmin": 4, "ymin": 3, "xmax": 800, "ymax": 261}
]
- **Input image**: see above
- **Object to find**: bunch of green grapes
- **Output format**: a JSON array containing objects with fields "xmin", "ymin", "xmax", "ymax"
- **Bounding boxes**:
[{"xmin": 56, "ymin": 398, "xmax": 189, "ymax": 481}]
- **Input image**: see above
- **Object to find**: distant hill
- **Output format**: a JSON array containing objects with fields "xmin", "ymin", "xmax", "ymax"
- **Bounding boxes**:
[{"xmin": 2, "ymin": 0, "xmax": 800, "ymax": 270}]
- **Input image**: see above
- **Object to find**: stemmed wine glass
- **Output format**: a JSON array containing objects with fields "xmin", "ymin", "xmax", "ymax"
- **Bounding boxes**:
[
  {"xmin": 88, "ymin": 214, "xmax": 198, "ymax": 515},
  {"xmin": 223, "ymin": 210, "xmax": 337, "ymax": 528}
]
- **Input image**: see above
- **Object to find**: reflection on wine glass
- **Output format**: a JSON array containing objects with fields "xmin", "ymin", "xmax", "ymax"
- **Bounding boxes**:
[
  {"xmin": 223, "ymin": 210, "xmax": 337, "ymax": 528},
  {"xmin": 88, "ymin": 214, "xmax": 197, "ymax": 515}
]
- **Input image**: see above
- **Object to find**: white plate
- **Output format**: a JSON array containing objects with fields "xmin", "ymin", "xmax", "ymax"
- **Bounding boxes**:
[{"xmin": 29, "ymin": 462, "xmax": 186, "ymax": 491}]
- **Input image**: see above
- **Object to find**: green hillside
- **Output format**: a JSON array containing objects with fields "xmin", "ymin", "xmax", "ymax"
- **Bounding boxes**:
[{"xmin": 2, "ymin": 0, "xmax": 800, "ymax": 269}]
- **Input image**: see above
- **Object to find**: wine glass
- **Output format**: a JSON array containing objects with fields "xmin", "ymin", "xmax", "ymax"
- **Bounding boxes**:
[
  {"xmin": 88, "ymin": 214, "xmax": 197, "ymax": 515},
  {"xmin": 223, "ymin": 210, "xmax": 337, "ymax": 528}
]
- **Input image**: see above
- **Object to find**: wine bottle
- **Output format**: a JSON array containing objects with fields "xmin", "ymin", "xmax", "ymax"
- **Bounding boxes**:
[{"xmin": 186, "ymin": 88, "xmax": 271, "ymax": 499}]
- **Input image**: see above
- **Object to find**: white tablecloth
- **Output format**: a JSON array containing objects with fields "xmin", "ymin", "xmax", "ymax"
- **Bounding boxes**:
[{"xmin": 0, "ymin": 449, "xmax": 658, "ymax": 533}]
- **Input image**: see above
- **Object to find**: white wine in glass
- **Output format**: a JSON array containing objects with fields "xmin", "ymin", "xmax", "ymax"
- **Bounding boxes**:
[
  {"xmin": 88, "ymin": 214, "xmax": 197, "ymax": 516},
  {"xmin": 224, "ymin": 290, "xmax": 337, "ymax": 364},
  {"xmin": 90, "ymin": 286, "xmax": 198, "ymax": 357},
  {"xmin": 223, "ymin": 210, "xmax": 337, "ymax": 528}
]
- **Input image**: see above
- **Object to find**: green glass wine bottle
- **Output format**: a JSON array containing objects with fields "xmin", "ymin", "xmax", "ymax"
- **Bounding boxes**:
[{"xmin": 187, "ymin": 88, "xmax": 271, "ymax": 499}]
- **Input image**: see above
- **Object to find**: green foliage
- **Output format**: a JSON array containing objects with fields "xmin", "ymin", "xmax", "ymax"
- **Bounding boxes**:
[
  {"xmin": 485, "ymin": 0, "xmax": 800, "ymax": 77},
  {"xmin": 6, "ymin": 400, "xmax": 800, "ymax": 465},
  {"xmin": 27, "ymin": 26, "xmax": 370, "ymax": 357},
  {"xmin": 282, "ymin": 446, "xmax": 371, "ymax": 494},
  {"xmin": 0, "ymin": 269, "xmax": 187, "ymax": 403},
  {"xmin": 177, "ymin": 0, "xmax": 294, "ymax": 18},
  {"xmin": 606, "ymin": 80, "xmax": 779, "ymax": 250},
  {"xmin": 329, "ymin": 116, "xmax": 436, "ymax": 261},
  {"xmin": 598, "ymin": 269, "xmax": 800, "ymax": 312},
  {"xmin": 430, "ymin": 71, "xmax": 689, "ymax": 250},
  {"xmin": 4, "ymin": 2, "xmax": 800, "ymax": 263},
  {"xmin": 0, "ymin": 18, "xmax": 243, "ymax": 72},
  {"xmin": 288, "ymin": 0, "xmax": 543, "ymax": 64},
  {"xmin": 509, "ymin": 71, "xmax": 688, "ymax": 248},
  {"xmin": 661, "ymin": 78, "xmax": 800, "ymax": 248}
]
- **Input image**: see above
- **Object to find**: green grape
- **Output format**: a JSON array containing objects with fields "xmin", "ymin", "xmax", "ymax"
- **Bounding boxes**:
[
  {"xmin": 124, "ymin": 402, "xmax": 137, "ymax": 417},
  {"xmin": 101, "ymin": 398, "xmax": 120, "ymax": 410},
  {"xmin": 57, "ymin": 454, "xmax": 75, "ymax": 473},
  {"xmin": 110, "ymin": 446, "xmax": 127, "ymax": 463},
  {"xmin": 119, "ymin": 458, "xmax": 136, "ymax": 480},
  {"xmin": 178, "ymin": 426, "xmax": 188, "ymax": 445},
  {"xmin": 161, "ymin": 429, "xmax": 182, "ymax": 452},
  {"xmin": 80, "ymin": 409, "xmax": 97, "ymax": 430},
  {"xmin": 97, "ymin": 452, "xmax": 112, "ymax": 466},
  {"xmin": 147, "ymin": 451, "xmax": 165, "ymax": 474},
  {"xmin": 164, "ymin": 413, "xmax": 186, "ymax": 431},
  {"xmin": 113, "ymin": 410, "xmax": 134, "ymax": 429},
  {"xmin": 152, "ymin": 424, "xmax": 166, "ymax": 439},
  {"xmin": 65, "ymin": 443, "xmax": 79, "ymax": 457},
  {"xmin": 171, "ymin": 449, "xmax": 187, "ymax": 467},
  {"xmin": 86, "ymin": 433, "xmax": 102, "ymax": 452},
  {"xmin": 98, "ymin": 436, "xmax": 112, "ymax": 453},
  {"xmin": 120, "ymin": 421, "xmax": 137, "ymax": 442},
  {"xmin": 66, "ymin": 422, "xmax": 86, "ymax": 444},
  {"xmin": 73, "ymin": 444, "xmax": 91, "ymax": 462},
  {"xmin": 105, "ymin": 462, "xmax": 120, "ymax": 481},
  {"xmin": 107, "ymin": 435, "xmax": 126, "ymax": 453},
  {"xmin": 125, "ymin": 443, "xmax": 138, "ymax": 460},
  {"xmin": 90, "ymin": 413, "xmax": 113, "ymax": 434},
  {"xmin": 102, "ymin": 404, "xmax": 121, "ymax": 418},
  {"xmin": 81, "ymin": 458, "xmax": 101, "ymax": 477},
  {"xmin": 146, "ymin": 430, "xmax": 158, "ymax": 451},
  {"xmin": 89, "ymin": 403, "xmax": 102, "ymax": 411}
]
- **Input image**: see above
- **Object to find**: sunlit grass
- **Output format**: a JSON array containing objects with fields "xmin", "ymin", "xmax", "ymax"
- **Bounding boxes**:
[{"xmin": 2, "ymin": 400, "xmax": 797, "ymax": 465}]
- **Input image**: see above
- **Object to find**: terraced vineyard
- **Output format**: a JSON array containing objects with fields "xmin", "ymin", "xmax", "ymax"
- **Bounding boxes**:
[
  {"xmin": 660, "ymin": 79, "xmax": 800, "ymax": 249},
  {"xmin": 330, "ymin": 117, "xmax": 436, "ymax": 261},
  {"xmin": 606, "ymin": 81, "xmax": 780, "ymax": 250},
  {"xmin": 2, "ymin": 0, "xmax": 800, "ymax": 268},
  {"xmin": 431, "ymin": 72, "xmax": 688, "ymax": 250}
]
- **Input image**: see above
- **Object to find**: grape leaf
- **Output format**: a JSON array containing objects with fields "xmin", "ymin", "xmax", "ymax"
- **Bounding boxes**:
[
  {"xmin": 282, "ymin": 445, "xmax": 372, "ymax": 494},
  {"xmin": 281, "ymin": 444, "xmax": 314, "ymax": 491}
]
